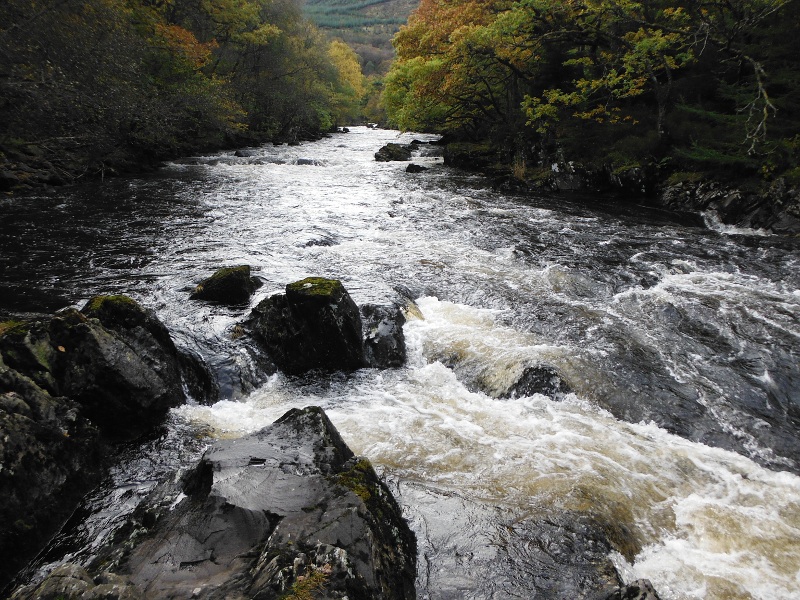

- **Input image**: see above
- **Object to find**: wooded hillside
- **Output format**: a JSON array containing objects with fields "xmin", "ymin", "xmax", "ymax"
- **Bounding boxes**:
[
  {"xmin": 0, "ymin": 0, "xmax": 365, "ymax": 190},
  {"xmin": 302, "ymin": 0, "xmax": 419, "ymax": 75}
]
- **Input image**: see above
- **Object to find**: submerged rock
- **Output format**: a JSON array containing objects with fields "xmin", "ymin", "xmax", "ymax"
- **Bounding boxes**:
[
  {"xmin": 361, "ymin": 304, "xmax": 407, "ymax": 369},
  {"xmin": 605, "ymin": 579, "xmax": 662, "ymax": 599},
  {"xmin": 249, "ymin": 277, "xmax": 365, "ymax": 375},
  {"xmin": 504, "ymin": 363, "xmax": 572, "ymax": 399},
  {"xmin": 189, "ymin": 265, "xmax": 261, "ymax": 304},
  {"xmin": 18, "ymin": 407, "xmax": 417, "ymax": 600},
  {"xmin": 406, "ymin": 163, "xmax": 428, "ymax": 173}
]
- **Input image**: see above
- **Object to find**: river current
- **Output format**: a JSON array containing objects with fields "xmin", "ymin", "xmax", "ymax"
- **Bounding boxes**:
[{"xmin": 1, "ymin": 127, "xmax": 799, "ymax": 599}]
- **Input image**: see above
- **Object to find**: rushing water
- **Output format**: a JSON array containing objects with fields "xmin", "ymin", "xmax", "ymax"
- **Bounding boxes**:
[{"xmin": 1, "ymin": 127, "xmax": 799, "ymax": 599}]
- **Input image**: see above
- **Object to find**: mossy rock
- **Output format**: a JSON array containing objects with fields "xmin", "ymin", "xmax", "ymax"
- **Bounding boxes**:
[
  {"xmin": 0, "ymin": 319, "xmax": 57, "ymax": 392},
  {"xmin": 285, "ymin": 277, "xmax": 348, "ymax": 307},
  {"xmin": 0, "ymin": 320, "xmax": 29, "ymax": 337},
  {"xmin": 81, "ymin": 294, "xmax": 175, "ymax": 352},
  {"xmin": 82, "ymin": 294, "xmax": 143, "ymax": 330},
  {"xmin": 249, "ymin": 278, "xmax": 364, "ymax": 375},
  {"xmin": 190, "ymin": 265, "xmax": 261, "ymax": 304}
]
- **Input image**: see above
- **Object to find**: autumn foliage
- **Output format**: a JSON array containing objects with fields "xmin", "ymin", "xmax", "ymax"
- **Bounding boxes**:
[
  {"xmin": 385, "ymin": 0, "xmax": 800, "ymax": 180},
  {"xmin": 0, "ymin": 0, "xmax": 366, "ymax": 183}
]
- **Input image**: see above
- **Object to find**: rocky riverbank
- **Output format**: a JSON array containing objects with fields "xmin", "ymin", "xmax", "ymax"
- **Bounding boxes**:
[
  {"xmin": 0, "ymin": 295, "xmax": 195, "ymax": 587},
  {"xmin": 0, "ymin": 130, "xmax": 340, "ymax": 197},
  {"xmin": 441, "ymin": 142, "xmax": 800, "ymax": 236}
]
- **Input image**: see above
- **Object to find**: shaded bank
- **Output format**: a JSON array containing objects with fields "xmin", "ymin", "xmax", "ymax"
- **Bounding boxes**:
[{"xmin": 442, "ymin": 141, "xmax": 800, "ymax": 235}]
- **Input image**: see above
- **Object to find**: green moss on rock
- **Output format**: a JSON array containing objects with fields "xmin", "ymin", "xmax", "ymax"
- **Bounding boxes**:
[
  {"xmin": 190, "ymin": 265, "xmax": 258, "ymax": 304},
  {"xmin": 286, "ymin": 277, "xmax": 344, "ymax": 297},
  {"xmin": 336, "ymin": 458, "xmax": 376, "ymax": 503},
  {"xmin": 0, "ymin": 320, "xmax": 29, "ymax": 337},
  {"xmin": 83, "ymin": 294, "xmax": 139, "ymax": 315}
]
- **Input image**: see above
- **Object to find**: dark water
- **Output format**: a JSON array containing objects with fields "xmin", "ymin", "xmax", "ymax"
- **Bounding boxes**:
[{"xmin": 2, "ymin": 127, "xmax": 799, "ymax": 599}]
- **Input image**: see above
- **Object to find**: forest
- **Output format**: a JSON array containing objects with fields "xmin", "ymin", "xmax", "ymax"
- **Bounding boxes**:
[
  {"xmin": 0, "ymin": 0, "xmax": 366, "ymax": 188},
  {"xmin": 384, "ymin": 0, "xmax": 800, "ymax": 188}
]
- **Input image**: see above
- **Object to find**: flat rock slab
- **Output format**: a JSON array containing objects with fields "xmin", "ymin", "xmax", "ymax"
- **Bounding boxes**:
[{"xmin": 22, "ymin": 407, "xmax": 417, "ymax": 600}]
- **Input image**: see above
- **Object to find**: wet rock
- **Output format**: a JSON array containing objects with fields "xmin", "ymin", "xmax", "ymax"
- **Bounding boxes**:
[
  {"xmin": 75, "ymin": 407, "xmax": 416, "ymax": 600},
  {"xmin": 361, "ymin": 304, "xmax": 407, "ymax": 369},
  {"xmin": 375, "ymin": 143, "xmax": 412, "ymax": 162},
  {"xmin": 605, "ymin": 579, "xmax": 662, "ymax": 600},
  {"xmin": 406, "ymin": 163, "xmax": 428, "ymax": 173},
  {"xmin": 656, "ymin": 177, "xmax": 800, "ymax": 235},
  {"xmin": 248, "ymin": 277, "xmax": 365, "ymax": 375},
  {"xmin": 400, "ymin": 482, "xmax": 627, "ymax": 599},
  {"xmin": 177, "ymin": 348, "xmax": 219, "ymax": 405},
  {"xmin": 51, "ymin": 303, "xmax": 185, "ymax": 438},
  {"xmin": 0, "ymin": 296, "xmax": 212, "ymax": 589},
  {"xmin": 189, "ymin": 265, "xmax": 261, "ymax": 304},
  {"xmin": 504, "ymin": 364, "xmax": 572, "ymax": 399},
  {"xmin": 234, "ymin": 149, "xmax": 258, "ymax": 158},
  {"xmin": 10, "ymin": 563, "xmax": 143, "ymax": 600},
  {"xmin": 0, "ymin": 354, "xmax": 103, "ymax": 590}
]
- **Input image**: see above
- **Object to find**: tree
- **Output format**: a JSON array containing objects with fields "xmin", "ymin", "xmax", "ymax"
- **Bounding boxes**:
[{"xmin": 383, "ymin": 0, "xmax": 800, "ymax": 178}]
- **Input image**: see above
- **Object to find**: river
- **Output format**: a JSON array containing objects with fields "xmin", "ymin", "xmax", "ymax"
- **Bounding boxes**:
[{"xmin": 1, "ymin": 127, "xmax": 799, "ymax": 599}]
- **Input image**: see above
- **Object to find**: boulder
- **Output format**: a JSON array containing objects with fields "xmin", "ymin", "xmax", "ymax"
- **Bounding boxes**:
[
  {"xmin": 0, "ymin": 296, "xmax": 188, "ymax": 439},
  {"xmin": 46, "ymin": 407, "xmax": 417, "ymax": 600},
  {"xmin": 361, "ymin": 304, "xmax": 407, "ymax": 368},
  {"xmin": 375, "ymin": 143, "xmax": 412, "ymax": 162},
  {"xmin": 0, "ymin": 296, "xmax": 198, "ymax": 589},
  {"xmin": 189, "ymin": 265, "xmax": 261, "ymax": 304},
  {"xmin": 249, "ymin": 278, "xmax": 365, "ymax": 375},
  {"xmin": 53, "ymin": 302, "xmax": 185, "ymax": 438},
  {"xmin": 406, "ymin": 164, "xmax": 428, "ymax": 173},
  {"xmin": 0, "ymin": 354, "xmax": 103, "ymax": 590}
]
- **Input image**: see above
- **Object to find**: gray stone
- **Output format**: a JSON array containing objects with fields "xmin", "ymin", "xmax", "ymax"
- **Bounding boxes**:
[
  {"xmin": 86, "ymin": 407, "xmax": 416, "ymax": 600},
  {"xmin": 375, "ymin": 143, "xmax": 412, "ymax": 162}
]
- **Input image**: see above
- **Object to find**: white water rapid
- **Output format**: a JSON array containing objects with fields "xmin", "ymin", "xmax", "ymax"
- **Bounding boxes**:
[{"xmin": 2, "ymin": 127, "xmax": 798, "ymax": 599}]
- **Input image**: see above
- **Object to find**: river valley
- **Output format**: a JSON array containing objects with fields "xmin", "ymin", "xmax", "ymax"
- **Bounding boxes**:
[{"xmin": 1, "ymin": 127, "xmax": 799, "ymax": 599}]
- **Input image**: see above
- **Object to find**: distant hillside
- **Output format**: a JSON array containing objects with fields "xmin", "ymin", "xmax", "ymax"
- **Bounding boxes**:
[{"xmin": 302, "ymin": 0, "xmax": 419, "ymax": 75}]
